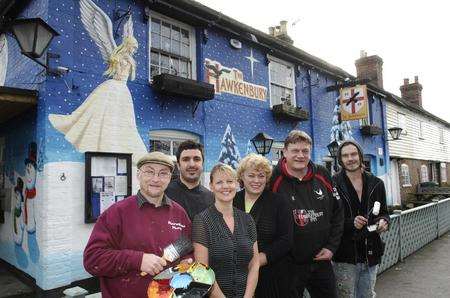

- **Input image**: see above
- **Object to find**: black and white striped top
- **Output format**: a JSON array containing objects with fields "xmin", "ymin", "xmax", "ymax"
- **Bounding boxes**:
[{"xmin": 193, "ymin": 205, "xmax": 257, "ymax": 298}]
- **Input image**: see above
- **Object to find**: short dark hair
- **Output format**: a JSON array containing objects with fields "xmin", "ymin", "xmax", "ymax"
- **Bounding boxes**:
[{"xmin": 176, "ymin": 140, "xmax": 204, "ymax": 162}]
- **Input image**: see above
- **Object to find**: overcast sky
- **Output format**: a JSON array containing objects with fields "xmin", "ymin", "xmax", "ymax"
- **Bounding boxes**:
[{"xmin": 198, "ymin": 0, "xmax": 450, "ymax": 122}]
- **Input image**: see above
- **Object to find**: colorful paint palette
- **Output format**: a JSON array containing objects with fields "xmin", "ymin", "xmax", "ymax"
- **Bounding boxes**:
[{"xmin": 148, "ymin": 262, "xmax": 215, "ymax": 298}]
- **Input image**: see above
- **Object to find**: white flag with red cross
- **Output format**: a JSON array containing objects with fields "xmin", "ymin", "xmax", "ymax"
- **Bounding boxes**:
[{"xmin": 339, "ymin": 85, "xmax": 369, "ymax": 121}]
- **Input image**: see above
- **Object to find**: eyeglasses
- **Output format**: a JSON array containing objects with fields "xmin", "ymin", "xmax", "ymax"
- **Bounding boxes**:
[{"xmin": 140, "ymin": 170, "xmax": 171, "ymax": 179}]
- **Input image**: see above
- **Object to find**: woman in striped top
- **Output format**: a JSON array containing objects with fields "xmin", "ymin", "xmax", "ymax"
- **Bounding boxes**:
[{"xmin": 192, "ymin": 163, "xmax": 259, "ymax": 297}]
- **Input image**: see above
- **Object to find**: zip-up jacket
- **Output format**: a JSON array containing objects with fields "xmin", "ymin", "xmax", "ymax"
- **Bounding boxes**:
[
  {"xmin": 270, "ymin": 158, "xmax": 344, "ymax": 264},
  {"xmin": 333, "ymin": 170, "xmax": 390, "ymax": 266}
]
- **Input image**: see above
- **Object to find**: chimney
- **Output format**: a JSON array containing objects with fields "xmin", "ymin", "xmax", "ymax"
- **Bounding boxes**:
[
  {"xmin": 400, "ymin": 76, "xmax": 423, "ymax": 107},
  {"xmin": 268, "ymin": 20, "xmax": 293, "ymax": 44},
  {"xmin": 355, "ymin": 51, "xmax": 384, "ymax": 89}
]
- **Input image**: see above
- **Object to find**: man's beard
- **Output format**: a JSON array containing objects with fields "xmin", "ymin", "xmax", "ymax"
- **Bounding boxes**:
[
  {"xmin": 181, "ymin": 169, "xmax": 201, "ymax": 184},
  {"xmin": 344, "ymin": 162, "xmax": 361, "ymax": 172}
]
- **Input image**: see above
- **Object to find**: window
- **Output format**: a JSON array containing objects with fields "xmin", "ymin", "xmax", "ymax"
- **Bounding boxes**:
[
  {"xmin": 270, "ymin": 141, "xmax": 284, "ymax": 165},
  {"xmin": 397, "ymin": 112, "xmax": 407, "ymax": 134},
  {"xmin": 418, "ymin": 121, "xmax": 424, "ymax": 139},
  {"xmin": 149, "ymin": 12, "xmax": 196, "ymax": 80},
  {"xmin": 400, "ymin": 163, "xmax": 411, "ymax": 186},
  {"xmin": 439, "ymin": 128, "xmax": 444, "ymax": 144},
  {"xmin": 149, "ymin": 130, "xmax": 200, "ymax": 159},
  {"xmin": 268, "ymin": 55, "xmax": 296, "ymax": 107},
  {"xmin": 420, "ymin": 164, "xmax": 429, "ymax": 182},
  {"xmin": 441, "ymin": 163, "xmax": 447, "ymax": 183}
]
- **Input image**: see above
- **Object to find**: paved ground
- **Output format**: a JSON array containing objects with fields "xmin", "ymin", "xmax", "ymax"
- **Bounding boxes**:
[
  {"xmin": 376, "ymin": 232, "xmax": 450, "ymax": 298},
  {"xmin": 0, "ymin": 266, "xmax": 34, "ymax": 298}
]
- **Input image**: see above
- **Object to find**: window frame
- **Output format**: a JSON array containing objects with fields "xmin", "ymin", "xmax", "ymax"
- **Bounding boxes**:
[
  {"xmin": 397, "ymin": 112, "xmax": 407, "ymax": 135},
  {"xmin": 149, "ymin": 130, "xmax": 200, "ymax": 159},
  {"xmin": 420, "ymin": 164, "xmax": 429, "ymax": 182},
  {"xmin": 418, "ymin": 121, "xmax": 424, "ymax": 139},
  {"xmin": 439, "ymin": 127, "xmax": 444, "ymax": 144},
  {"xmin": 400, "ymin": 163, "xmax": 411, "ymax": 187},
  {"xmin": 267, "ymin": 55, "xmax": 296, "ymax": 108},
  {"xmin": 148, "ymin": 11, "xmax": 197, "ymax": 81},
  {"xmin": 440, "ymin": 163, "xmax": 447, "ymax": 183}
]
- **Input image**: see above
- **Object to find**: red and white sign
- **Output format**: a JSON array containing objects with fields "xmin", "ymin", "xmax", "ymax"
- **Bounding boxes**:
[{"xmin": 340, "ymin": 85, "xmax": 368, "ymax": 121}]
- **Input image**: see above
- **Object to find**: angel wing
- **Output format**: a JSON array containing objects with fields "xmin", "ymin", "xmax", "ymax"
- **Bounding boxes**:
[
  {"xmin": 79, "ymin": 0, "xmax": 116, "ymax": 63},
  {"xmin": 122, "ymin": 14, "xmax": 133, "ymax": 39},
  {"xmin": 0, "ymin": 34, "xmax": 8, "ymax": 86}
]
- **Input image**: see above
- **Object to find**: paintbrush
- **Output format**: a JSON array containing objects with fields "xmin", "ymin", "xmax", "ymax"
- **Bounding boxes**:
[{"xmin": 141, "ymin": 235, "xmax": 193, "ymax": 276}]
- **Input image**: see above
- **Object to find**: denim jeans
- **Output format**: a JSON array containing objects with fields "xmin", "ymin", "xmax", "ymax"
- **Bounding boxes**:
[{"xmin": 334, "ymin": 262, "xmax": 378, "ymax": 298}]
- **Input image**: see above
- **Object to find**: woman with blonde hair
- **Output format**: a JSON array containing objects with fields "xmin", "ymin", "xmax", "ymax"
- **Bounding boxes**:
[
  {"xmin": 234, "ymin": 153, "xmax": 293, "ymax": 297},
  {"xmin": 193, "ymin": 163, "xmax": 259, "ymax": 298}
]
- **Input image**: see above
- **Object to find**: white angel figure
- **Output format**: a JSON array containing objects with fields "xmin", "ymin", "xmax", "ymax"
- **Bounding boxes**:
[
  {"xmin": 48, "ymin": 0, "xmax": 147, "ymax": 162},
  {"xmin": 0, "ymin": 34, "xmax": 8, "ymax": 86}
]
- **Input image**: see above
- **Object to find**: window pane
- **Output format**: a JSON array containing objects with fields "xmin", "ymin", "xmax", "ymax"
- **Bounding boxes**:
[
  {"xmin": 181, "ymin": 29, "xmax": 189, "ymax": 44},
  {"xmin": 171, "ymin": 26, "xmax": 180, "ymax": 41},
  {"xmin": 151, "ymin": 18, "xmax": 161, "ymax": 34},
  {"xmin": 172, "ymin": 141, "xmax": 182, "ymax": 156},
  {"xmin": 181, "ymin": 43, "xmax": 190, "ymax": 58},
  {"xmin": 161, "ymin": 55, "xmax": 170, "ymax": 68},
  {"xmin": 150, "ymin": 140, "xmax": 171, "ymax": 155},
  {"xmin": 150, "ymin": 51, "xmax": 159, "ymax": 65},
  {"xmin": 180, "ymin": 61, "xmax": 188, "ymax": 78},
  {"xmin": 161, "ymin": 67, "xmax": 170, "ymax": 74},
  {"xmin": 162, "ymin": 37, "xmax": 171, "ymax": 52},
  {"xmin": 171, "ymin": 40, "xmax": 180, "ymax": 56},
  {"xmin": 151, "ymin": 33, "xmax": 160, "ymax": 49},
  {"xmin": 150, "ymin": 65, "xmax": 160, "ymax": 77},
  {"xmin": 162, "ymin": 22, "xmax": 171, "ymax": 37},
  {"xmin": 170, "ymin": 58, "xmax": 179, "ymax": 75}
]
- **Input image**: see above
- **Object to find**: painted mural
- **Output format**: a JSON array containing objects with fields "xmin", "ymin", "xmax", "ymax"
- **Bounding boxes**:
[
  {"xmin": 0, "ymin": 34, "xmax": 7, "ymax": 86},
  {"xmin": 330, "ymin": 96, "xmax": 353, "ymax": 143},
  {"xmin": 48, "ymin": 0, "xmax": 147, "ymax": 163},
  {"xmin": 7, "ymin": 141, "xmax": 40, "ymax": 269},
  {"xmin": 218, "ymin": 124, "xmax": 241, "ymax": 169},
  {"xmin": 205, "ymin": 57, "xmax": 267, "ymax": 101}
]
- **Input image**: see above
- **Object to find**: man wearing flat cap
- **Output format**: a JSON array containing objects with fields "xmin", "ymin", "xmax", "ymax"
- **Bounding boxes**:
[{"xmin": 84, "ymin": 152, "xmax": 192, "ymax": 298}]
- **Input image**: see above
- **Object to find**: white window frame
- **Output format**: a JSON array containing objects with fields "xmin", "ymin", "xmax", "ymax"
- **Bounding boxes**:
[
  {"xmin": 148, "ymin": 11, "xmax": 197, "ymax": 81},
  {"xmin": 418, "ymin": 121, "xmax": 424, "ymax": 139},
  {"xmin": 439, "ymin": 127, "xmax": 444, "ymax": 144},
  {"xmin": 149, "ymin": 130, "xmax": 200, "ymax": 160},
  {"xmin": 267, "ymin": 55, "xmax": 296, "ymax": 108},
  {"xmin": 271, "ymin": 141, "xmax": 285, "ymax": 165},
  {"xmin": 397, "ymin": 112, "xmax": 407, "ymax": 135},
  {"xmin": 420, "ymin": 164, "xmax": 429, "ymax": 182},
  {"xmin": 400, "ymin": 163, "xmax": 411, "ymax": 187},
  {"xmin": 441, "ymin": 163, "xmax": 447, "ymax": 183}
]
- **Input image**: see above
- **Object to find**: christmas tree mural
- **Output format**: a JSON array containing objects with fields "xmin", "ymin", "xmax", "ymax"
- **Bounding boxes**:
[
  {"xmin": 218, "ymin": 124, "xmax": 241, "ymax": 169},
  {"xmin": 330, "ymin": 96, "xmax": 353, "ymax": 143}
]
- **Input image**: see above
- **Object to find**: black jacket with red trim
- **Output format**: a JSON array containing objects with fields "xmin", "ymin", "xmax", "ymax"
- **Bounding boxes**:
[{"xmin": 270, "ymin": 158, "xmax": 344, "ymax": 264}]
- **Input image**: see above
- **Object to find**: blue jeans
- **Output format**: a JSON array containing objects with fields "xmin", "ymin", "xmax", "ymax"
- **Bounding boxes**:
[{"xmin": 334, "ymin": 262, "xmax": 378, "ymax": 298}]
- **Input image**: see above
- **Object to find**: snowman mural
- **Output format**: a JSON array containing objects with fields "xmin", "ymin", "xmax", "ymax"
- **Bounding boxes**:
[
  {"xmin": 12, "ymin": 177, "xmax": 24, "ymax": 245},
  {"xmin": 24, "ymin": 142, "xmax": 37, "ymax": 233}
]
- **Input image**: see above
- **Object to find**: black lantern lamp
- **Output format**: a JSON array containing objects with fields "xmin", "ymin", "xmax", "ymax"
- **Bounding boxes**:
[
  {"xmin": 388, "ymin": 127, "xmax": 403, "ymax": 141},
  {"xmin": 10, "ymin": 18, "xmax": 59, "ymax": 66},
  {"xmin": 327, "ymin": 140, "xmax": 340, "ymax": 172},
  {"xmin": 251, "ymin": 132, "xmax": 274, "ymax": 156}
]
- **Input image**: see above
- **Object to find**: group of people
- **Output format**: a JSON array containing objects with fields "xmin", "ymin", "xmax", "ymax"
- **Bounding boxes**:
[{"xmin": 83, "ymin": 130, "xmax": 390, "ymax": 298}]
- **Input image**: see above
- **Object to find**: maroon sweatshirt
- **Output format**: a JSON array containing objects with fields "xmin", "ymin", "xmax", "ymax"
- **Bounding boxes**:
[{"xmin": 83, "ymin": 194, "xmax": 191, "ymax": 298}]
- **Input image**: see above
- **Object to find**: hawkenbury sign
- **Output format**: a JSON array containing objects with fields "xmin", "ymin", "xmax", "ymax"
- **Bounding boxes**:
[{"xmin": 204, "ymin": 58, "xmax": 267, "ymax": 101}]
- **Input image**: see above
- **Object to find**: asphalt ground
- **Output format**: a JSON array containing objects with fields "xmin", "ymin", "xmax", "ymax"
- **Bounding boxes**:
[{"xmin": 375, "ymin": 232, "xmax": 450, "ymax": 298}]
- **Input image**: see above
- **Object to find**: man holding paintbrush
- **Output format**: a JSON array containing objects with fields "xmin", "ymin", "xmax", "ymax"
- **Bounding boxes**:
[{"xmin": 83, "ymin": 152, "xmax": 192, "ymax": 298}]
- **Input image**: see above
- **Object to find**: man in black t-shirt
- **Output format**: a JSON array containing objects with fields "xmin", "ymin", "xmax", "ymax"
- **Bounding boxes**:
[{"xmin": 166, "ymin": 140, "xmax": 213, "ymax": 221}]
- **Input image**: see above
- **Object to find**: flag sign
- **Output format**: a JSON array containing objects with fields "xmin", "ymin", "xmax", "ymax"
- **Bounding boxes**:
[{"xmin": 340, "ymin": 85, "xmax": 368, "ymax": 121}]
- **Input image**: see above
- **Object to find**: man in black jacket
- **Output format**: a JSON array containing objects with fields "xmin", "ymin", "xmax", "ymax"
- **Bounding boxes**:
[
  {"xmin": 271, "ymin": 130, "xmax": 344, "ymax": 298},
  {"xmin": 166, "ymin": 140, "xmax": 213, "ymax": 221},
  {"xmin": 333, "ymin": 140, "xmax": 389, "ymax": 298}
]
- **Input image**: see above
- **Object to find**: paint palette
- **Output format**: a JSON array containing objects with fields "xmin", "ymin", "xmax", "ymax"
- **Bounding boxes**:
[{"xmin": 147, "ymin": 262, "xmax": 215, "ymax": 298}]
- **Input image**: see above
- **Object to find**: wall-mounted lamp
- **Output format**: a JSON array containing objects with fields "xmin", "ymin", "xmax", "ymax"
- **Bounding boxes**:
[
  {"xmin": 10, "ymin": 18, "xmax": 59, "ymax": 64},
  {"xmin": 327, "ymin": 140, "xmax": 340, "ymax": 172},
  {"xmin": 251, "ymin": 132, "xmax": 274, "ymax": 157},
  {"xmin": 388, "ymin": 127, "xmax": 403, "ymax": 141}
]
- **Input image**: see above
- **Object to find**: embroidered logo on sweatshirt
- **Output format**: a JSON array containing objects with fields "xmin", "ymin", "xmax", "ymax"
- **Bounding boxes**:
[
  {"xmin": 168, "ymin": 221, "xmax": 186, "ymax": 231},
  {"xmin": 293, "ymin": 209, "xmax": 324, "ymax": 227},
  {"xmin": 314, "ymin": 188, "xmax": 324, "ymax": 200}
]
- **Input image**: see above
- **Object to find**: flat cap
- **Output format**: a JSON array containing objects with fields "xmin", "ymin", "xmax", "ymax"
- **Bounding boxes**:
[{"xmin": 137, "ymin": 152, "xmax": 174, "ymax": 171}]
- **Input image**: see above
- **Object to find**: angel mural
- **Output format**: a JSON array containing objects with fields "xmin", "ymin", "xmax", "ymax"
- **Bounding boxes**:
[
  {"xmin": 48, "ymin": 0, "xmax": 147, "ymax": 162},
  {"xmin": 0, "ymin": 34, "xmax": 8, "ymax": 86}
]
